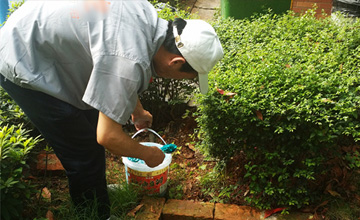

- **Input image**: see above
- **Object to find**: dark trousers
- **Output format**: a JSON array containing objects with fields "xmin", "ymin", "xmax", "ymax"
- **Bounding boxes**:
[{"xmin": 0, "ymin": 74, "xmax": 110, "ymax": 219}]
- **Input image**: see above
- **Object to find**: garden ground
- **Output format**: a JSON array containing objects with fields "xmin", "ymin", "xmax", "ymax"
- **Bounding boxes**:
[{"xmin": 27, "ymin": 114, "xmax": 360, "ymax": 219}]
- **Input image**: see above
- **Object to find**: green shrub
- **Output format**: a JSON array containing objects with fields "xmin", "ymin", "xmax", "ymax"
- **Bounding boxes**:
[
  {"xmin": 0, "ymin": 87, "xmax": 29, "ymax": 127},
  {"xmin": 1, "ymin": 125, "xmax": 42, "ymax": 220},
  {"xmin": 196, "ymin": 10, "xmax": 360, "ymax": 209}
]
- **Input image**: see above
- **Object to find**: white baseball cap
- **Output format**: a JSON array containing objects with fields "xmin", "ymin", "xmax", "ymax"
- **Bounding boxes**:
[{"xmin": 173, "ymin": 20, "xmax": 224, "ymax": 94}]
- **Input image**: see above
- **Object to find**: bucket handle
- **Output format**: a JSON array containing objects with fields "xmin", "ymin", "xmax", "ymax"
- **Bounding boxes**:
[{"xmin": 131, "ymin": 128, "xmax": 167, "ymax": 145}]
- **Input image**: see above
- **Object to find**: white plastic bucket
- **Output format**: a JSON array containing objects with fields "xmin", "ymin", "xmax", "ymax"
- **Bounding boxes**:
[{"xmin": 122, "ymin": 129, "xmax": 172, "ymax": 196}]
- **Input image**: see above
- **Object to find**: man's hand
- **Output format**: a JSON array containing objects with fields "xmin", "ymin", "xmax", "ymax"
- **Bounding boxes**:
[
  {"xmin": 131, "ymin": 98, "xmax": 153, "ymax": 130},
  {"xmin": 143, "ymin": 146, "xmax": 165, "ymax": 168},
  {"xmin": 132, "ymin": 109, "xmax": 153, "ymax": 130}
]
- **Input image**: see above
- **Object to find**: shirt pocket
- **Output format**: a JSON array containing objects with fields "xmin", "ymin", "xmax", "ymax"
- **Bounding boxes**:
[{"xmin": 12, "ymin": 49, "xmax": 52, "ymax": 87}]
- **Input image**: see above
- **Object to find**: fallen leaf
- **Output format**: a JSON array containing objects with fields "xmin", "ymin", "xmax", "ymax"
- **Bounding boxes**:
[
  {"xmin": 41, "ymin": 187, "xmax": 51, "ymax": 201},
  {"xmin": 314, "ymin": 200, "xmax": 329, "ymax": 212},
  {"xmin": 327, "ymin": 190, "xmax": 341, "ymax": 197},
  {"xmin": 244, "ymin": 189, "xmax": 249, "ymax": 196},
  {"xmin": 186, "ymin": 143, "xmax": 196, "ymax": 151},
  {"xmin": 127, "ymin": 204, "xmax": 144, "ymax": 217},
  {"xmin": 150, "ymin": 205, "xmax": 156, "ymax": 213},
  {"xmin": 186, "ymin": 182, "xmax": 193, "ymax": 191},
  {"xmin": 264, "ymin": 207, "xmax": 286, "ymax": 218},
  {"xmin": 46, "ymin": 210, "xmax": 54, "ymax": 220},
  {"xmin": 183, "ymin": 151, "xmax": 195, "ymax": 159}
]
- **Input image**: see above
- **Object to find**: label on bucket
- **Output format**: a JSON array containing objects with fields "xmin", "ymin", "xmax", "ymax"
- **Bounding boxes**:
[{"xmin": 127, "ymin": 166, "xmax": 168, "ymax": 195}]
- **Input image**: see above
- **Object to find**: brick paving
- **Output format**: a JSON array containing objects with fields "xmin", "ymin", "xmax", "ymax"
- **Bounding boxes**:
[
  {"xmin": 134, "ymin": 196, "xmax": 166, "ymax": 220},
  {"xmin": 185, "ymin": 0, "xmax": 221, "ymax": 21},
  {"xmin": 214, "ymin": 203, "xmax": 263, "ymax": 220},
  {"xmin": 162, "ymin": 199, "xmax": 214, "ymax": 220},
  {"xmin": 133, "ymin": 196, "xmax": 314, "ymax": 220},
  {"xmin": 37, "ymin": 152, "xmax": 64, "ymax": 171}
]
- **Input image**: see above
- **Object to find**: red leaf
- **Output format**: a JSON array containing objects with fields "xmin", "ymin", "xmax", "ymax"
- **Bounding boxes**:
[
  {"xmin": 216, "ymin": 88, "xmax": 237, "ymax": 96},
  {"xmin": 256, "ymin": 110, "xmax": 263, "ymax": 121},
  {"xmin": 217, "ymin": 88, "xmax": 225, "ymax": 95},
  {"xmin": 265, "ymin": 207, "xmax": 286, "ymax": 218}
]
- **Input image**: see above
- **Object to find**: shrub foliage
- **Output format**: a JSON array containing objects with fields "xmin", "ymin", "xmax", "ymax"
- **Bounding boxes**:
[
  {"xmin": 197, "ymin": 10, "xmax": 360, "ymax": 209},
  {"xmin": 0, "ymin": 87, "xmax": 29, "ymax": 127},
  {"xmin": 1, "ymin": 125, "xmax": 41, "ymax": 220}
]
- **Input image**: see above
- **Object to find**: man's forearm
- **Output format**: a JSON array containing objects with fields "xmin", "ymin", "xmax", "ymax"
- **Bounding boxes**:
[
  {"xmin": 97, "ymin": 111, "xmax": 149, "ymax": 158},
  {"xmin": 131, "ymin": 97, "xmax": 144, "ymax": 119},
  {"xmin": 96, "ymin": 111, "xmax": 163, "ymax": 167}
]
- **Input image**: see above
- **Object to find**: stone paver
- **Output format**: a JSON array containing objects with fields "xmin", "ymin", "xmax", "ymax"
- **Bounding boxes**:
[
  {"xmin": 214, "ymin": 203, "xmax": 264, "ymax": 220},
  {"xmin": 182, "ymin": 0, "xmax": 197, "ymax": 11},
  {"xmin": 132, "ymin": 198, "xmax": 315, "ymax": 220},
  {"xmin": 191, "ymin": 7, "xmax": 218, "ymax": 21},
  {"xmin": 162, "ymin": 199, "xmax": 214, "ymax": 220},
  {"xmin": 134, "ymin": 196, "xmax": 166, "ymax": 220},
  {"xmin": 190, "ymin": 0, "xmax": 220, "ymax": 21},
  {"xmin": 194, "ymin": 0, "xmax": 221, "ymax": 9}
]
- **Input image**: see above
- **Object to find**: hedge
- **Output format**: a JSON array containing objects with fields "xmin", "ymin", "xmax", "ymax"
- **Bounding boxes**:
[{"xmin": 196, "ymin": 10, "xmax": 360, "ymax": 209}]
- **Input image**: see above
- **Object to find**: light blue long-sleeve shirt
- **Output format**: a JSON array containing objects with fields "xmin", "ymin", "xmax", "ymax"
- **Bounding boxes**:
[{"xmin": 0, "ymin": 0, "xmax": 168, "ymax": 124}]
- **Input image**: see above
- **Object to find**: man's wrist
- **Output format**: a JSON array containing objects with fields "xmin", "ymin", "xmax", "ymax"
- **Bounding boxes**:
[{"xmin": 138, "ymin": 144, "xmax": 152, "ymax": 162}]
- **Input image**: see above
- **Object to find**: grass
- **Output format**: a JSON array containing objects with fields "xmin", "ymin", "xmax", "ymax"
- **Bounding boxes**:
[
  {"xmin": 108, "ymin": 182, "xmax": 141, "ymax": 220},
  {"xmin": 49, "ymin": 180, "xmax": 140, "ymax": 220},
  {"xmin": 326, "ymin": 200, "xmax": 360, "ymax": 220},
  {"xmin": 23, "ymin": 151, "xmax": 141, "ymax": 220},
  {"xmin": 167, "ymin": 162, "xmax": 186, "ymax": 199}
]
